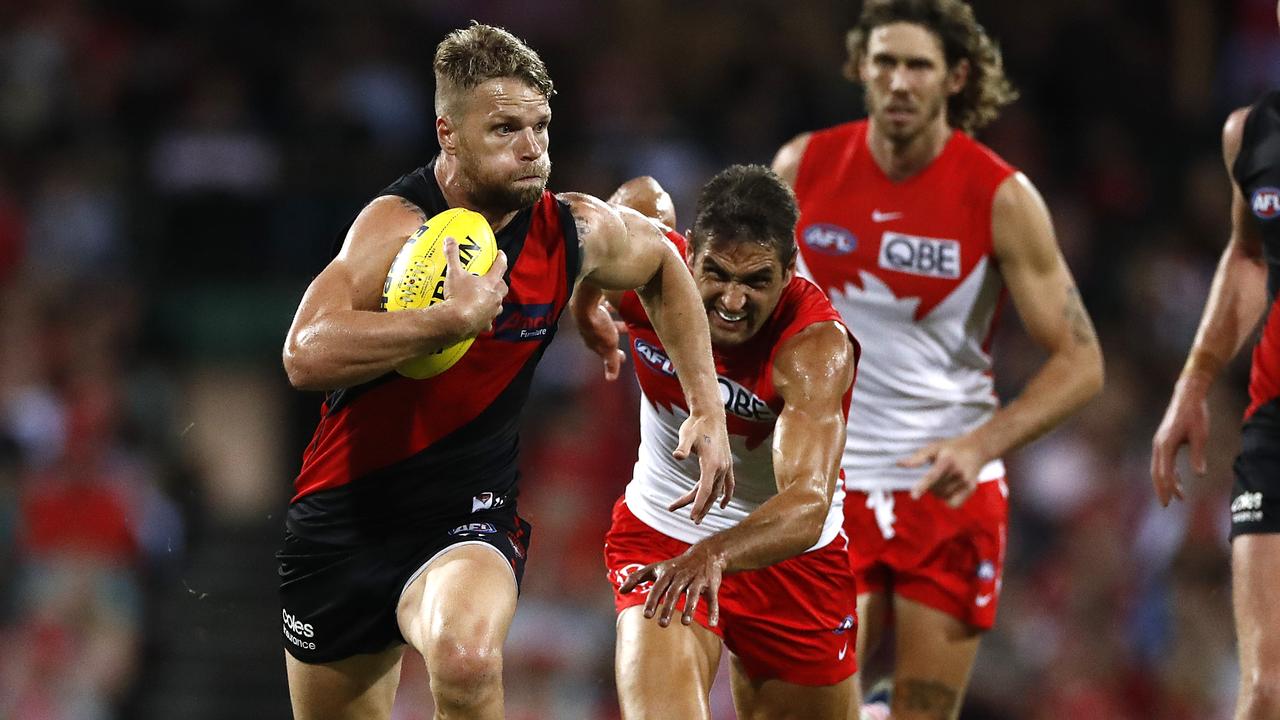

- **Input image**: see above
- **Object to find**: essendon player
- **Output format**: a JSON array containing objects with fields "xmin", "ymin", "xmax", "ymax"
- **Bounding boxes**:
[
  {"xmin": 1151, "ymin": 6, "xmax": 1280, "ymax": 717},
  {"xmin": 278, "ymin": 24, "xmax": 733, "ymax": 720},
  {"xmin": 574, "ymin": 167, "xmax": 861, "ymax": 719},
  {"xmin": 771, "ymin": 1, "xmax": 1104, "ymax": 717}
]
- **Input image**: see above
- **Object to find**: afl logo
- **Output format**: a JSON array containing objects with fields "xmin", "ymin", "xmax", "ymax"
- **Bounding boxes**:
[
  {"xmin": 634, "ymin": 338, "xmax": 677, "ymax": 377},
  {"xmin": 803, "ymin": 224, "xmax": 857, "ymax": 255},
  {"xmin": 1252, "ymin": 187, "xmax": 1280, "ymax": 220}
]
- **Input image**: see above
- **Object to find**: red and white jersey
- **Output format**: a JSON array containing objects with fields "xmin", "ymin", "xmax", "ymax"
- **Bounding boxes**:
[
  {"xmin": 617, "ymin": 232, "xmax": 857, "ymax": 547},
  {"xmin": 794, "ymin": 120, "xmax": 1016, "ymax": 492}
]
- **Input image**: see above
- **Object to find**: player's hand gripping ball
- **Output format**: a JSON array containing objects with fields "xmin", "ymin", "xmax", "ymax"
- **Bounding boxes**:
[{"xmin": 381, "ymin": 208, "xmax": 499, "ymax": 379}]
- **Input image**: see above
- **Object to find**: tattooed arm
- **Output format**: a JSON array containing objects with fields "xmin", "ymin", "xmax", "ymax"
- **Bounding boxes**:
[
  {"xmin": 282, "ymin": 195, "xmax": 509, "ymax": 390},
  {"xmin": 569, "ymin": 176, "xmax": 673, "ymax": 381},
  {"xmin": 563, "ymin": 192, "xmax": 734, "ymax": 522},
  {"xmin": 904, "ymin": 172, "xmax": 1105, "ymax": 506}
]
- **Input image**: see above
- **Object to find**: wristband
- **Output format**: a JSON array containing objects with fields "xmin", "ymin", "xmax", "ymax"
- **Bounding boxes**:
[{"xmin": 1181, "ymin": 347, "xmax": 1225, "ymax": 380}]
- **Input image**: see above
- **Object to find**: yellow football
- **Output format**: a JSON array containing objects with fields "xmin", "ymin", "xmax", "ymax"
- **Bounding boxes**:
[{"xmin": 381, "ymin": 207, "xmax": 499, "ymax": 379}]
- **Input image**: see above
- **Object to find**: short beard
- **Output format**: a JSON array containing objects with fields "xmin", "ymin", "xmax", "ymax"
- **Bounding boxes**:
[
  {"xmin": 472, "ymin": 175, "xmax": 547, "ymax": 214},
  {"xmin": 868, "ymin": 88, "xmax": 949, "ymax": 144},
  {"xmin": 462, "ymin": 161, "xmax": 550, "ymax": 215}
]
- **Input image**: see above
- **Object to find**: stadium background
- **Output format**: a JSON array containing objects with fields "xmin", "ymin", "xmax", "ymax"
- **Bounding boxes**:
[{"xmin": 0, "ymin": 0, "xmax": 1275, "ymax": 717}]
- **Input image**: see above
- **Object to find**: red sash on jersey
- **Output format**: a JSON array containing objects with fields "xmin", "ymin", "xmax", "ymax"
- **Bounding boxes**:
[{"xmin": 293, "ymin": 191, "xmax": 573, "ymax": 501}]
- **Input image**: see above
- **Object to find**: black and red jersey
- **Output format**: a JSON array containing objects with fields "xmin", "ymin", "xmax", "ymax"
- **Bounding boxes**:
[
  {"xmin": 1234, "ymin": 91, "xmax": 1280, "ymax": 425},
  {"xmin": 287, "ymin": 161, "xmax": 580, "ymax": 542}
]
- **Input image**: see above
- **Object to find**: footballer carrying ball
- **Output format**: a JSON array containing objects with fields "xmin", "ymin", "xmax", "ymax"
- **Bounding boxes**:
[{"xmin": 381, "ymin": 207, "xmax": 499, "ymax": 379}]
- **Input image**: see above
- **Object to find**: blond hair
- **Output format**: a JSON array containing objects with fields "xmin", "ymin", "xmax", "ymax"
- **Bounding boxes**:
[{"xmin": 434, "ymin": 22, "xmax": 555, "ymax": 117}]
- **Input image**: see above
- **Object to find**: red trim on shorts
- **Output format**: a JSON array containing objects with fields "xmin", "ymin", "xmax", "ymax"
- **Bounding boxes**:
[{"xmin": 845, "ymin": 481, "xmax": 1008, "ymax": 630}]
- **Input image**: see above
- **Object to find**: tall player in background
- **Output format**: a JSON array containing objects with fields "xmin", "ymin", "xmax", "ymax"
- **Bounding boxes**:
[
  {"xmin": 575, "ymin": 167, "xmax": 862, "ymax": 719},
  {"xmin": 1151, "ymin": 6, "xmax": 1280, "ymax": 717},
  {"xmin": 278, "ymin": 23, "xmax": 732, "ymax": 720},
  {"xmin": 771, "ymin": 1, "xmax": 1104, "ymax": 718}
]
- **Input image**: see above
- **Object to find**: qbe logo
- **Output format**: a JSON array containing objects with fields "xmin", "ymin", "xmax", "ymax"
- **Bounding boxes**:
[
  {"xmin": 878, "ymin": 232, "xmax": 961, "ymax": 279},
  {"xmin": 803, "ymin": 224, "xmax": 857, "ymax": 256},
  {"xmin": 717, "ymin": 376, "xmax": 776, "ymax": 422},
  {"xmin": 1251, "ymin": 187, "xmax": 1280, "ymax": 220}
]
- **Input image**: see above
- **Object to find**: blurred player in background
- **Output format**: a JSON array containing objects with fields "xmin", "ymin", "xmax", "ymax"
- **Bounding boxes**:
[
  {"xmin": 1151, "ymin": 5, "xmax": 1280, "ymax": 718},
  {"xmin": 771, "ymin": 1, "xmax": 1104, "ymax": 717},
  {"xmin": 277, "ymin": 23, "xmax": 732, "ymax": 720},
  {"xmin": 574, "ymin": 167, "xmax": 861, "ymax": 719}
]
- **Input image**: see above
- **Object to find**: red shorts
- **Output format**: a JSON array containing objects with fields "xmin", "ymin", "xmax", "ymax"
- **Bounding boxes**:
[
  {"xmin": 603, "ymin": 498, "xmax": 858, "ymax": 686},
  {"xmin": 844, "ymin": 481, "xmax": 1008, "ymax": 630}
]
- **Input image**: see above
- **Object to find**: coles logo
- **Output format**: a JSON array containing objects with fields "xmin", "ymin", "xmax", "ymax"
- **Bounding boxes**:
[
  {"xmin": 1252, "ymin": 187, "xmax": 1280, "ymax": 220},
  {"xmin": 634, "ymin": 338, "xmax": 677, "ymax": 377},
  {"xmin": 282, "ymin": 609, "xmax": 317, "ymax": 651},
  {"xmin": 803, "ymin": 224, "xmax": 857, "ymax": 256},
  {"xmin": 282, "ymin": 609, "xmax": 315, "ymax": 638}
]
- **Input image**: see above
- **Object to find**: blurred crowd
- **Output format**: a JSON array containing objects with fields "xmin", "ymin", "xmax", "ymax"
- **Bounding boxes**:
[{"xmin": 0, "ymin": 0, "xmax": 1276, "ymax": 718}]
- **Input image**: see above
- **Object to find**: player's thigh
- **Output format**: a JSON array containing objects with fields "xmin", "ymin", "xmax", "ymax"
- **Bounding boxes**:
[
  {"xmin": 729, "ymin": 655, "xmax": 854, "ymax": 720},
  {"xmin": 1233, "ymin": 535, "xmax": 1280, "ymax": 684},
  {"xmin": 615, "ymin": 605, "xmax": 722, "ymax": 720},
  {"xmin": 396, "ymin": 542, "xmax": 518, "ymax": 671},
  {"xmin": 857, "ymin": 588, "xmax": 890, "ymax": 666},
  {"xmin": 890, "ymin": 595, "xmax": 981, "ymax": 720},
  {"xmin": 285, "ymin": 645, "xmax": 404, "ymax": 720}
]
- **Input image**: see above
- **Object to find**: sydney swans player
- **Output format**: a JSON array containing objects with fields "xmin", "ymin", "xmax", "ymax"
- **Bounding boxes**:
[
  {"xmin": 278, "ymin": 24, "xmax": 732, "ymax": 720},
  {"xmin": 772, "ymin": 1, "xmax": 1104, "ymax": 717},
  {"xmin": 1152, "ymin": 4, "xmax": 1280, "ymax": 712},
  {"xmin": 574, "ymin": 167, "xmax": 861, "ymax": 719}
]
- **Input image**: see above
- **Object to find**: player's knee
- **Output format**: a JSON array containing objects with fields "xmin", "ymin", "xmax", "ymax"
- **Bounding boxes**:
[
  {"xmin": 1239, "ymin": 669, "xmax": 1280, "ymax": 719},
  {"xmin": 426, "ymin": 639, "xmax": 504, "ymax": 707}
]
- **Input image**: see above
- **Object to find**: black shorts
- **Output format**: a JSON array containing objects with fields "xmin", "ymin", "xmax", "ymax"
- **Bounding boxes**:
[
  {"xmin": 277, "ymin": 507, "xmax": 532, "ymax": 664},
  {"xmin": 1231, "ymin": 403, "xmax": 1280, "ymax": 540}
]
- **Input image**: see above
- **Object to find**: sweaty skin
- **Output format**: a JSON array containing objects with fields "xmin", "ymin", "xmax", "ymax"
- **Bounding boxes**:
[
  {"xmin": 618, "ymin": 319, "xmax": 856, "ymax": 629},
  {"xmin": 566, "ymin": 194, "xmax": 736, "ymax": 522},
  {"xmin": 283, "ymin": 61, "xmax": 733, "ymax": 720},
  {"xmin": 575, "ymin": 174, "xmax": 859, "ymax": 720},
  {"xmin": 574, "ymin": 176, "xmax": 855, "ymax": 622}
]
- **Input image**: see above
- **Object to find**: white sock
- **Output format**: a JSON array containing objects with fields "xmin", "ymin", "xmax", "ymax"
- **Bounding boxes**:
[{"xmin": 860, "ymin": 703, "xmax": 891, "ymax": 720}]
